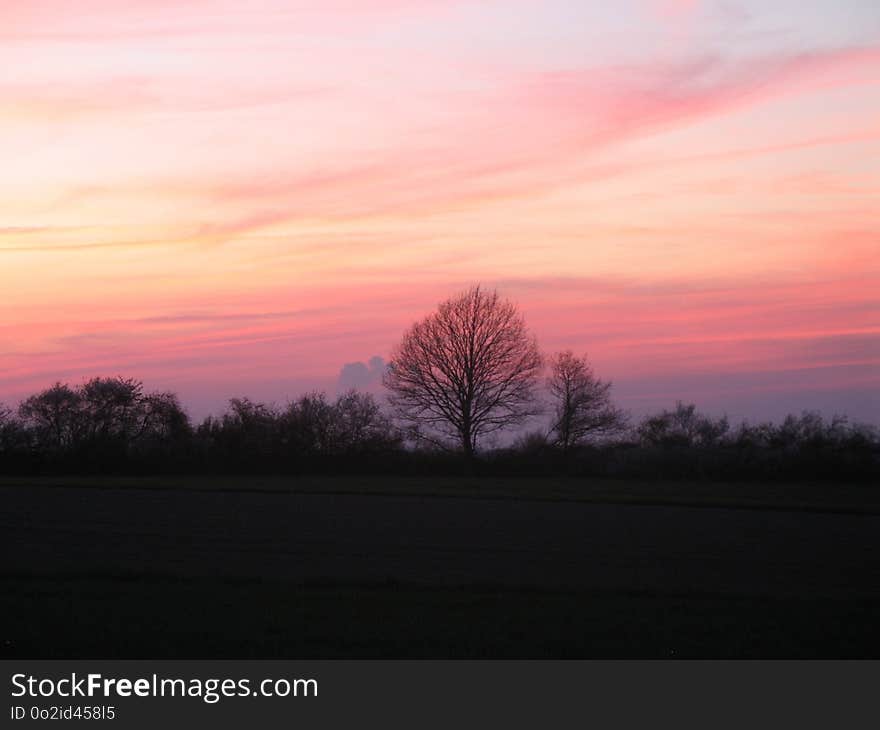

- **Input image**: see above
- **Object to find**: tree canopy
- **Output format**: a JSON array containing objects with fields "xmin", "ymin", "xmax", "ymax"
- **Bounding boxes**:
[{"xmin": 384, "ymin": 285, "xmax": 543, "ymax": 458}]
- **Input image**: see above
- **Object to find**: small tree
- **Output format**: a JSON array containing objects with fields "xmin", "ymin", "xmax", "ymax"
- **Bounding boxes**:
[
  {"xmin": 331, "ymin": 390, "xmax": 399, "ymax": 454},
  {"xmin": 282, "ymin": 392, "xmax": 335, "ymax": 454},
  {"xmin": 18, "ymin": 382, "xmax": 84, "ymax": 451},
  {"xmin": 547, "ymin": 350, "xmax": 626, "ymax": 453},
  {"xmin": 637, "ymin": 402, "xmax": 729, "ymax": 447},
  {"xmin": 0, "ymin": 403, "xmax": 27, "ymax": 454},
  {"xmin": 384, "ymin": 285, "xmax": 543, "ymax": 459},
  {"xmin": 78, "ymin": 376, "xmax": 148, "ymax": 451},
  {"xmin": 139, "ymin": 392, "xmax": 190, "ymax": 443}
]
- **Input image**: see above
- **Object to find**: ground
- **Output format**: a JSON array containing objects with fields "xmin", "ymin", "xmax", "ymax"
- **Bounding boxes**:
[{"xmin": 3, "ymin": 476, "xmax": 879, "ymax": 657}]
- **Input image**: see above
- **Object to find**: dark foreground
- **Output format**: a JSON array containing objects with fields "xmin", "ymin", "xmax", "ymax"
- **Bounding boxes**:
[{"xmin": 3, "ymin": 478, "xmax": 880, "ymax": 657}]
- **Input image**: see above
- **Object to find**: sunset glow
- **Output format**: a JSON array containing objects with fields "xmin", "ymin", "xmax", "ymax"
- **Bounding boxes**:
[{"xmin": 2, "ymin": 0, "xmax": 879, "ymax": 420}]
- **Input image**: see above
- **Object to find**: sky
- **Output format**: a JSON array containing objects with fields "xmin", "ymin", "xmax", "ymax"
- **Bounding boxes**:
[{"xmin": 1, "ymin": 0, "xmax": 878, "ymax": 423}]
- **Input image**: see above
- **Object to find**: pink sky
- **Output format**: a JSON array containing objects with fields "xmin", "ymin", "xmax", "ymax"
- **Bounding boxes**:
[{"xmin": 1, "ymin": 0, "xmax": 879, "ymax": 422}]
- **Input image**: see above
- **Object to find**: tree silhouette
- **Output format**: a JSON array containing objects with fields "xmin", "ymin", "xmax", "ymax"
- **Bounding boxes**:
[
  {"xmin": 18, "ymin": 382, "xmax": 83, "ymax": 451},
  {"xmin": 80, "ymin": 377, "xmax": 146, "ymax": 443},
  {"xmin": 1, "ymin": 375, "xmax": 878, "ymax": 480},
  {"xmin": 17, "ymin": 377, "xmax": 190, "ymax": 465},
  {"xmin": 547, "ymin": 350, "xmax": 626, "ymax": 453},
  {"xmin": 0, "ymin": 403, "xmax": 28, "ymax": 457},
  {"xmin": 384, "ymin": 285, "xmax": 543, "ymax": 459},
  {"xmin": 637, "ymin": 401, "xmax": 729, "ymax": 447}
]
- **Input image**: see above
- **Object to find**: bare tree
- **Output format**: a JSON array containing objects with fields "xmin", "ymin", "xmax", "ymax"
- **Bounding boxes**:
[
  {"xmin": 0, "ymin": 403, "xmax": 28, "ymax": 455},
  {"xmin": 547, "ymin": 350, "xmax": 626, "ymax": 454},
  {"xmin": 18, "ymin": 382, "xmax": 83, "ymax": 450},
  {"xmin": 18, "ymin": 377, "xmax": 191, "ymax": 458},
  {"xmin": 330, "ymin": 390, "xmax": 400, "ymax": 454},
  {"xmin": 384, "ymin": 285, "xmax": 543, "ymax": 459},
  {"xmin": 637, "ymin": 402, "xmax": 728, "ymax": 448},
  {"xmin": 79, "ymin": 376, "xmax": 145, "ymax": 442}
]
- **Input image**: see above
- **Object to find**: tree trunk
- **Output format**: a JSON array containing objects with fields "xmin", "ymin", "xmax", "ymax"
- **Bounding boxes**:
[{"xmin": 461, "ymin": 422, "xmax": 475, "ymax": 472}]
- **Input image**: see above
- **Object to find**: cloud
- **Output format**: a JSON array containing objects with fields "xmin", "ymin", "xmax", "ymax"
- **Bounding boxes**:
[
  {"xmin": 337, "ymin": 356, "xmax": 387, "ymax": 392},
  {"xmin": 514, "ymin": 45, "xmax": 880, "ymax": 140},
  {"xmin": 0, "ymin": 0, "xmax": 467, "ymax": 43},
  {"xmin": 5, "ymin": 38, "xmax": 878, "ymax": 259},
  {"xmin": 96, "ymin": 45, "xmax": 880, "ymax": 225},
  {"xmin": 650, "ymin": 0, "xmax": 701, "ymax": 21},
  {"xmin": 0, "ymin": 76, "xmax": 333, "ymax": 123}
]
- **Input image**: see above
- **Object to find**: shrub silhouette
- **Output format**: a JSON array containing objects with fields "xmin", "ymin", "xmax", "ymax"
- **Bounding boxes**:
[{"xmin": 1, "ymin": 381, "xmax": 876, "ymax": 482}]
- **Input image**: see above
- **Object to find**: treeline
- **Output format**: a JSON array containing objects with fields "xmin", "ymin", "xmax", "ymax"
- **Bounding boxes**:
[
  {"xmin": 0, "ymin": 378, "xmax": 399, "ymax": 474},
  {"xmin": 500, "ymin": 403, "xmax": 879, "ymax": 482},
  {"xmin": 1, "ymin": 378, "xmax": 877, "ymax": 481}
]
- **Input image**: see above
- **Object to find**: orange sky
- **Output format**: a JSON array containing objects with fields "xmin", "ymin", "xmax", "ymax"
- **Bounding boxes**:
[{"xmin": 1, "ymin": 0, "xmax": 878, "ymax": 421}]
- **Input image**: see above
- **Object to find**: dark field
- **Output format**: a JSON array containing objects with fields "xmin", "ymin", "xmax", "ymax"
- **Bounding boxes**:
[{"xmin": 3, "ymin": 476, "xmax": 880, "ymax": 657}]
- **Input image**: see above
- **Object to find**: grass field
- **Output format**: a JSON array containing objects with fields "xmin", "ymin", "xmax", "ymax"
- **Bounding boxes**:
[
  {"xmin": 2, "ymin": 474, "xmax": 878, "ymax": 513},
  {"xmin": 3, "ymin": 475, "xmax": 879, "ymax": 658},
  {"xmin": 4, "ymin": 575, "xmax": 880, "ymax": 658}
]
